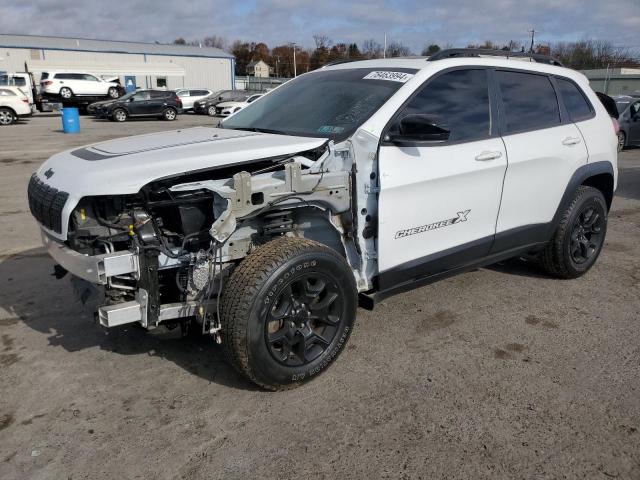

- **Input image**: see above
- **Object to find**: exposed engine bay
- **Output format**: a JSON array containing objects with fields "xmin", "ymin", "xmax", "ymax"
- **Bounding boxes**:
[{"xmin": 60, "ymin": 141, "xmax": 365, "ymax": 338}]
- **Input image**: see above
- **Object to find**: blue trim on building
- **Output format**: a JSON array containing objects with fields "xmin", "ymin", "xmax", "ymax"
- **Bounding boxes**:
[
  {"xmin": 0, "ymin": 44, "xmax": 234, "ymax": 60},
  {"xmin": 231, "ymin": 58, "xmax": 236, "ymax": 90}
]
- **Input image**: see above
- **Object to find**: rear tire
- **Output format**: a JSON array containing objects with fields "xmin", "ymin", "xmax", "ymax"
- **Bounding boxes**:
[
  {"xmin": 539, "ymin": 186, "xmax": 607, "ymax": 279},
  {"xmin": 112, "ymin": 108, "xmax": 127, "ymax": 122},
  {"xmin": 207, "ymin": 106, "xmax": 216, "ymax": 117},
  {"xmin": 220, "ymin": 237, "xmax": 357, "ymax": 390},
  {"xmin": 617, "ymin": 131, "xmax": 626, "ymax": 152},
  {"xmin": 162, "ymin": 107, "xmax": 177, "ymax": 121},
  {"xmin": 59, "ymin": 87, "xmax": 73, "ymax": 99},
  {"xmin": 0, "ymin": 107, "xmax": 16, "ymax": 125}
]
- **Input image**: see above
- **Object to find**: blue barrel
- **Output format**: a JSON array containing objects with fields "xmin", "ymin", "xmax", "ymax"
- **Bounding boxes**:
[{"xmin": 61, "ymin": 107, "xmax": 80, "ymax": 134}]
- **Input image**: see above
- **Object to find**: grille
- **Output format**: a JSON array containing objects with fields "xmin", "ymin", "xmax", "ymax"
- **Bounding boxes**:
[{"xmin": 27, "ymin": 174, "xmax": 69, "ymax": 234}]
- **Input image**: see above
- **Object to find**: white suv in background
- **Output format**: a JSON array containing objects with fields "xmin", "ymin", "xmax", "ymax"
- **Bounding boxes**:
[
  {"xmin": 174, "ymin": 89, "xmax": 213, "ymax": 111},
  {"xmin": 40, "ymin": 72, "xmax": 121, "ymax": 99},
  {"xmin": 0, "ymin": 86, "xmax": 32, "ymax": 125}
]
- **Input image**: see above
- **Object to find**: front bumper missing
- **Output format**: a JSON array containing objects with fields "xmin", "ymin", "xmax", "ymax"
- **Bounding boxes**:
[
  {"xmin": 41, "ymin": 230, "xmax": 139, "ymax": 284},
  {"xmin": 98, "ymin": 299, "xmax": 206, "ymax": 328},
  {"xmin": 41, "ymin": 229, "xmax": 212, "ymax": 329}
]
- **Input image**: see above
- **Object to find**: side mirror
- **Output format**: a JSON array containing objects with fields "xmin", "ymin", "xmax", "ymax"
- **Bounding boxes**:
[
  {"xmin": 128, "ymin": 97, "xmax": 135, "ymax": 102},
  {"xmin": 386, "ymin": 114, "xmax": 450, "ymax": 144}
]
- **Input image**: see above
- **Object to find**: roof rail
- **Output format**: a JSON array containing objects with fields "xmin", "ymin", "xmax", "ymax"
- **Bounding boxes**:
[
  {"xmin": 427, "ymin": 48, "xmax": 564, "ymax": 67},
  {"xmin": 322, "ymin": 58, "xmax": 357, "ymax": 68}
]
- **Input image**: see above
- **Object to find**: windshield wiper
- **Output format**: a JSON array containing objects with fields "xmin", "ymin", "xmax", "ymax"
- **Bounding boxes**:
[{"xmin": 227, "ymin": 126, "xmax": 290, "ymax": 135}]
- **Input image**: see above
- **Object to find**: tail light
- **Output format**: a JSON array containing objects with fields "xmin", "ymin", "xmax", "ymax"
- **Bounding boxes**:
[
  {"xmin": 22, "ymin": 98, "xmax": 29, "ymax": 103},
  {"xmin": 611, "ymin": 117, "xmax": 620, "ymax": 135},
  {"xmin": 42, "ymin": 80, "xmax": 53, "ymax": 86},
  {"xmin": 176, "ymin": 98, "xmax": 182, "ymax": 107}
]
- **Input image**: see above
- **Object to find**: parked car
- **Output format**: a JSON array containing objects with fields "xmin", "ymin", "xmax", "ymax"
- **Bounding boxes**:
[
  {"xmin": 194, "ymin": 90, "xmax": 258, "ymax": 116},
  {"xmin": 92, "ymin": 89, "xmax": 182, "ymax": 122},
  {"xmin": 0, "ymin": 72, "xmax": 37, "ymax": 108},
  {"xmin": 216, "ymin": 94, "xmax": 263, "ymax": 116},
  {"xmin": 613, "ymin": 95, "xmax": 640, "ymax": 151},
  {"xmin": 0, "ymin": 86, "xmax": 32, "ymax": 125},
  {"xmin": 28, "ymin": 49, "xmax": 617, "ymax": 389},
  {"xmin": 174, "ymin": 89, "xmax": 213, "ymax": 111},
  {"xmin": 40, "ymin": 72, "xmax": 121, "ymax": 100}
]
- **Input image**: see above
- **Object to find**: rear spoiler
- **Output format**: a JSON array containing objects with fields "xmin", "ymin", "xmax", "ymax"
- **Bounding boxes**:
[{"xmin": 596, "ymin": 92, "xmax": 619, "ymax": 119}]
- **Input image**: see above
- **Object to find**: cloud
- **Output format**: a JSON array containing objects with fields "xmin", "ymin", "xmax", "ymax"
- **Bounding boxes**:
[{"xmin": 0, "ymin": 0, "xmax": 638, "ymax": 53}]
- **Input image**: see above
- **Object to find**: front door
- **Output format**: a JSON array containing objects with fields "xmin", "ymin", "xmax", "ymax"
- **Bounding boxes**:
[
  {"xmin": 128, "ymin": 91, "xmax": 150, "ymax": 115},
  {"xmin": 377, "ymin": 68, "xmax": 507, "ymax": 290},
  {"xmin": 628, "ymin": 100, "xmax": 640, "ymax": 144}
]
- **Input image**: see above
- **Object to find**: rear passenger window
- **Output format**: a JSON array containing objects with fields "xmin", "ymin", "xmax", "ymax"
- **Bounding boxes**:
[
  {"xmin": 400, "ymin": 69, "xmax": 491, "ymax": 143},
  {"xmin": 497, "ymin": 71, "xmax": 560, "ymax": 133},
  {"xmin": 556, "ymin": 78, "xmax": 593, "ymax": 122}
]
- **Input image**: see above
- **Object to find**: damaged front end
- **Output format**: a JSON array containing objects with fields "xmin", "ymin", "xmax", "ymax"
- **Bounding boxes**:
[{"xmin": 39, "ymin": 142, "xmax": 361, "ymax": 338}]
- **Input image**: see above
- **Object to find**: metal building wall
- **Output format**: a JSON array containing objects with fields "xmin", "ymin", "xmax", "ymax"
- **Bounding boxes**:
[
  {"xmin": 144, "ymin": 54, "xmax": 233, "ymax": 91},
  {"xmin": 0, "ymin": 47, "xmax": 233, "ymax": 92}
]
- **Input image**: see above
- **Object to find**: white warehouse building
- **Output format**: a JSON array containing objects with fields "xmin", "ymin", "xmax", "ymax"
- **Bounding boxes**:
[{"xmin": 0, "ymin": 34, "xmax": 235, "ymax": 92}]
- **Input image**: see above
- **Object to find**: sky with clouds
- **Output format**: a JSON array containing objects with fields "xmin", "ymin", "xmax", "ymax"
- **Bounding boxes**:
[{"xmin": 1, "ymin": 0, "xmax": 639, "ymax": 53}]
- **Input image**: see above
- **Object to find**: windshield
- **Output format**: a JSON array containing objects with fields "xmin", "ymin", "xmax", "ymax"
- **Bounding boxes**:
[{"xmin": 222, "ymin": 68, "xmax": 417, "ymax": 140}]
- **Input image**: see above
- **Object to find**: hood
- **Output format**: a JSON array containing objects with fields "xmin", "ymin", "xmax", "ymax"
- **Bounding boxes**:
[{"xmin": 33, "ymin": 127, "xmax": 327, "ymax": 239}]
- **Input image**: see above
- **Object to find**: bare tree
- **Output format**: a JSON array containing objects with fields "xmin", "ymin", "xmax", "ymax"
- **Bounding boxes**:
[
  {"xmin": 202, "ymin": 35, "xmax": 227, "ymax": 50},
  {"xmin": 550, "ymin": 40, "xmax": 636, "ymax": 69},
  {"xmin": 313, "ymin": 34, "xmax": 332, "ymax": 50},
  {"xmin": 362, "ymin": 39, "xmax": 383, "ymax": 59},
  {"xmin": 387, "ymin": 41, "xmax": 411, "ymax": 58}
]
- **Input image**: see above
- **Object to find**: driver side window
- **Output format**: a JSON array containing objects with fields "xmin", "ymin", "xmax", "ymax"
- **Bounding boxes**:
[
  {"xmin": 396, "ymin": 69, "xmax": 491, "ymax": 143},
  {"xmin": 133, "ymin": 92, "xmax": 150, "ymax": 102}
]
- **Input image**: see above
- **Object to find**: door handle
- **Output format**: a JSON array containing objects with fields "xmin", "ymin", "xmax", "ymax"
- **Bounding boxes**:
[
  {"xmin": 475, "ymin": 151, "xmax": 503, "ymax": 161},
  {"xmin": 562, "ymin": 137, "xmax": 582, "ymax": 146}
]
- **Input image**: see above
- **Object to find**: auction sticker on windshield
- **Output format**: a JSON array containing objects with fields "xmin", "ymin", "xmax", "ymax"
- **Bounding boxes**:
[{"xmin": 363, "ymin": 71, "xmax": 415, "ymax": 83}]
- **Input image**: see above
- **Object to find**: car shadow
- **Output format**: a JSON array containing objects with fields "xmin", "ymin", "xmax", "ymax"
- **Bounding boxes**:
[
  {"xmin": 484, "ymin": 256, "xmax": 550, "ymax": 279},
  {"xmin": 0, "ymin": 248, "xmax": 258, "ymax": 391}
]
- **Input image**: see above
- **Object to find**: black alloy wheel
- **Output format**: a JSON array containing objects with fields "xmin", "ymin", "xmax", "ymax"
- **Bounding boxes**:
[{"xmin": 265, "ymin": 273, "xmax": 343, "ymax": 366}]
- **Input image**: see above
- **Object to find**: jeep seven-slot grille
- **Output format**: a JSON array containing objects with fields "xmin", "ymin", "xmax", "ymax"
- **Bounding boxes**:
[{"xmin": 27, "ymin": 174, "xmax": 69, "ymax": 234}]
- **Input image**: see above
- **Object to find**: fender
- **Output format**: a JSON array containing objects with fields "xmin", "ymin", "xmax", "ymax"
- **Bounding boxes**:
[{"xmin": 549, "ymin": 160, "xmax": 614, "ymax": 234}]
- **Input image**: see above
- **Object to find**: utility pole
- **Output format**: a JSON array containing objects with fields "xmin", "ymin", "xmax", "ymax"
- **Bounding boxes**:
[
  {"xmin": 383, "ymin": 34, "xmax": 387, "ymax": 58},
  {"xmin": 290, "ymin": 42, "xmax": 297, "ymax": 77},
  {"xmin": 528, "ymin": 28, "xmax": 536, "ymax": 53}
]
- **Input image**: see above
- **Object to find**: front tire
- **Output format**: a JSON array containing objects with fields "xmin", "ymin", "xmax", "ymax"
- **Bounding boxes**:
[
  {"xmin": 59, "ymin": 87, "xmax": 73, "ymax": 99},
  {"xmin": 0, "ymin": 107, "xmax": 16, "ymax": 125},
  {"xmin": 107, "ymin": 87, "xmax": 119, "ymax": 99},
  {"xmin": 617, "ymin": 131, "xmax": 626, "ymax": 152},
  {"xmin": 207, "ymin": 106, "xmax": 216, "ymax": 117},
  {"xmin": 221, "ymin": 237, "xmax": 357, "ymax": 390},
  {"xmin": 162, "ymin": 107, "xmax": 177, "ymax": 121},
  {"xmin": 539, "ymin": 186, "xmax": 607, "ymax": 279},
  {"xmin": 112, "ymin": 108, "xmax": 128, "ymax": 122}
]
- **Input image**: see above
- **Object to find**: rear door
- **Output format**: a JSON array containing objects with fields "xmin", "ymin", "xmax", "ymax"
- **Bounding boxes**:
[
  {"xmin": 493, "ymin": 70, "xmax": 589, "ymax": 247},
  {"xmin": 147, "ymin": 91, "xmax": 169, "ymax": 114},
  {"xmin": 377, "ymin": 68, "xmax": 508, "ymax": 289}
]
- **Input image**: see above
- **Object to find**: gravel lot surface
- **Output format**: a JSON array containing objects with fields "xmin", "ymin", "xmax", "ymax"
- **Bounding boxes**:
[{"xmin": 1, "ymin": 114, "xmax": 639, "ymax": 479}]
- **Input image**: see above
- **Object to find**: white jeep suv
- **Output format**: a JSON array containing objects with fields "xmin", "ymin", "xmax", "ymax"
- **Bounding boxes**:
[
  {"xmin": 28, "ymin": 49, "xmax": 617, "ymax": 389},
  {"xmin": 40, "ymin": 72, "xmax": 120, "ymax": 99}
]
